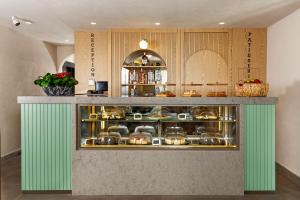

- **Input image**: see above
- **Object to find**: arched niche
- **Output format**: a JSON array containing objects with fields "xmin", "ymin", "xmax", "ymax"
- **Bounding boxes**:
[
  {"xmin": 184, "ymin": 50, "xmax": 227, "ymax": 84},
  {"xmin": 58, "ymin": 54, "xmax": 75, "ymax": 73},
  {"xmin": 123, "ymin": 49, "xmax": 166, "ymax": 66},
  {"xmin": 121, "ymin": 50, "xmax": 168, "ymax": 97}
]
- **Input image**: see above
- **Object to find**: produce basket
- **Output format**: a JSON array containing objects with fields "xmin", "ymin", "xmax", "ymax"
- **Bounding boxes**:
[{"xmin": 235, "ymin": 83, "xmax": 269, "ymax": 97}]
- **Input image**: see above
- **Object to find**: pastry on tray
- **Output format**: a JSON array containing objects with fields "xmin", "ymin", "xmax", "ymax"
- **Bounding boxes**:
[
  {"xmin": 194, "ymin": 111, "xmax": 218, "ymax": 120},
  {"xmin": 182, "ymin": 90, "xmax": 202, "ymax": 97},
  {"xmin": 207, "ymin": 91, "xmax": 227, "ymax": 97},
  {"xmin": 129, "ymin": 131, "xmax": 152, "ymax": 145},
  {"xmin": 156, "ymin": 91, "xmax": 176, "ymax": 97},
  {"xmin": 216, "ymin": 91, "xmax": 227, "ymax": 97}
]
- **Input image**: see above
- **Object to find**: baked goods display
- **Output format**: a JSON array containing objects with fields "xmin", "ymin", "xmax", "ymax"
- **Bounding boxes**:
[
  {"xmin": 182, "ymin": 90, "xmax": 202, "ymax": 97},
  {"xmin": 195, "ymin": 111, "xmax": 218, "ymax": 120},
  {"xmin": 164, "ymin": 126, "xmax": 186, "ymax": 145},
  {"xmin": 156, "ymin": 91, "xmax": 176, "ymax": 97},
  {"xmin": 235, "ymin": 79, "xmax": 268, "ymax": 97},
  {"xmin": 134, "ymin": 125, "xmax": 156, "ymax": 135},
  {"xmin": 94, "ymin": 132, "xmax": 121, "ymax": 145},
  {"xmin": 147, "ymin": 106, "xmax": 172, "ymax": 120},
  {"xmin": 108, "ymin": 125, "xmax": 129, "ymax": 136},
  {"xmin": 206, "ymin": 91, "xmax": 227, "ymax": 97},
  {"xmin": 129, "ymin": 131, "xmax": 153, "ymax": 145},
  {"xmin": 80, "ymin": 105, "xmax": 237, "ymax": 148},
  {"xmin": 199, "ymin": 132, "xmax": 225, "ymax": 145},
  {"xmin": 192, "ymin": 107, "xmax": 219, "ymax": 120},
  {"xmin": 101, "ymin": 107, "xmax": 125, "ymax": 120}
]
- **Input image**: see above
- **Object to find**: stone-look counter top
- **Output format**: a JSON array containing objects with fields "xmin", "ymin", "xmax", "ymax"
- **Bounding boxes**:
[{"xmin": 18, "ymin": 96, "xmax": 278, "ymax": 105}]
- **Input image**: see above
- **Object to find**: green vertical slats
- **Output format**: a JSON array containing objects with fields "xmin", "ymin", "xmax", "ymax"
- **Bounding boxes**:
[
  {"xmin": 21, "ymin": 104, "xmax": 25, "ymax": 189},
  {"xmin": 21, "ymin": 104, "xmax": 72, "ymax": 191},
  {"xmin": 244, "ymin": 104, "xmax": 275, "ymax": 191},
  {"xmin": 66, "ymin": 104, "xmax": 72, "ymax": 189}
]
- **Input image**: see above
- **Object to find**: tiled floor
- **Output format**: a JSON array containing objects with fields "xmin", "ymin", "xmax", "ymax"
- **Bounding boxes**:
[{"xmin": 1, "ymin": 155, "xmax": 300, "ymax": 200}]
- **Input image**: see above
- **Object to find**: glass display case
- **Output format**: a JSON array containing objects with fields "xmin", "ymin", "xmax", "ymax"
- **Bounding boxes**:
[{"xmin": 78, "ymin": 104, "xmax": 239, "ymax": 149}]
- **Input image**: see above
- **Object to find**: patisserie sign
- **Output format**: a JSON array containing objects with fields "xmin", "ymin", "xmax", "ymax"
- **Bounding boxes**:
[
  {"xmin": 246, "ymin": 32, "xmax": 252, "ymax": 78},
  {"xmin": 90, "ymin": 33, "xmax": 95, "ymax": 78}
]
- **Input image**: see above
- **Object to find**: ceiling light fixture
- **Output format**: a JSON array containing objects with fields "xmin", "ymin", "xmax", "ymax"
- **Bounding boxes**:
[
  {"xmin": 139, "ymin": 39, "xmax": 148, "ymax": 49},
  {"xmin": 219, "ymin": 22, "xmax": 225, "ymax": 25},
  {"xmin": 90, "ymin": 22, "xmax": 97, "ymax": 25},
  {"xmin": 154, "ymin": 22, "xmax": 161, "ymax": 26}
]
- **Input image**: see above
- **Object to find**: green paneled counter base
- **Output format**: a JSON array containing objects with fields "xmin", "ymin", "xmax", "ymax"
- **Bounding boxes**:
[
  {"xmin": 244, "ymin": 105, "xmax": 275, "ymax": 191},
  {"xmin": 18, "ymin": 97, "xmax": 277, "ymax": 194},
  {"xmin": 21, "ymin": 104, "xmax": 72, "ymax": 191}
]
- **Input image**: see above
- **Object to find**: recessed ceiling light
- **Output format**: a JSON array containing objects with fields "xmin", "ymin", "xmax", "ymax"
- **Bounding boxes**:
[
  {"xmin": 219, "ymin": 22, "xmax": 225, "ymax": 25},
  {"xmin": 154, "ymin": 22, "xmax": 161, "ymax": 26},
  {"xmin": 65, "ymin": 39, "xmax": 69, "ymax": 42},
  {"xmin": 24, "ymin": 21, "xmax": 32, "ymax": 25},
  {"xmin": 90, "ymin": 22, "xmax": 96, "ymax": 25}
]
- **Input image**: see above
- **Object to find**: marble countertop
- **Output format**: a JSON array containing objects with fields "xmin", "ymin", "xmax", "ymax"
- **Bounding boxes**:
[{"xmin": 17, "ymin": 96, "xmax": 278, "ymax": 105}]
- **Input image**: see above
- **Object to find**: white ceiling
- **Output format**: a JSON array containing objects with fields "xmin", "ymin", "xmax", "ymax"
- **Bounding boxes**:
[{"xmin": 0, "ymin": 0, "xmax": 299, "ymax": 44}]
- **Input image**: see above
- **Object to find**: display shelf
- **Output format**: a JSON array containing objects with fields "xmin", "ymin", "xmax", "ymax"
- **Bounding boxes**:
[
  {"xmin": 81, "ymin": 144, "xmax": 237, "ymax": 149},
  {"xmin": 81, "ymin": 118, "xmax": 159, "ymax": 123},
  {"xmin": 206, "ymin": 82, "xmax": 228, "ymax": 86},
  {"xmin": 121, "ymin": 83, "xmax": 176, "ymax": 87},
  {"xmin": 160, "ymin": 119, "xmax": 237, "ymax": 123},
  {"xmin": 122, "ymin": 65, "xmax": 167, "ymax": 70},
  {"xmin": 78, "ymin": 104, "xmax": 239, "ymax": 150},
  {"xmin": 82, "ymin": 118, "xmax": 236, "ymax": 123},
  {"xmin": 182, "ymin": 83, "xmax": 203, "ymax": 86}
]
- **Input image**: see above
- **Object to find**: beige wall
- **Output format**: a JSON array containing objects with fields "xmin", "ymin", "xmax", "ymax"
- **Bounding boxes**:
[
  {"xmin": 75, "ymin": 31, "xmax": 108, "ymax": 94},
  {"xmin": 267, "ymin": 8, "xmax": 300, "ymax": 176},
  {"xmin": 0, "ymin": 26, "xmax": 56, "ymax": 156},
  {"xmin": 75, "ymin": 29, "xmax": 266, "ymax": 96},
  {"xmin": 57, "ymin": 45, "xmax": 74, "ymax": 71}
]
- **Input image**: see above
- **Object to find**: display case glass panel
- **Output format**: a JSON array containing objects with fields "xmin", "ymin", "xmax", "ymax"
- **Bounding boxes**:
[{"xmin": 78, "ymin": 104, "xmax": 239, "ymax": 149}]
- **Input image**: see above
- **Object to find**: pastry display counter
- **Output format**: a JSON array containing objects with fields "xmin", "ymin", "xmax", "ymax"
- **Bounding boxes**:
[
  {"xmin": 17, "ymin": 96, "xmax": 277, "ymax": 195},
  {"xmin": 78, "ymin": 105, "xmax": 239, "ymax": 149}
]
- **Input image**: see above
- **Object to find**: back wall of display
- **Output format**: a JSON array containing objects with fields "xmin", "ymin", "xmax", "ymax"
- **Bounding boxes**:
[{"xmin": 75, "ymin": 28, "xmax": 266, "ymax": 96}]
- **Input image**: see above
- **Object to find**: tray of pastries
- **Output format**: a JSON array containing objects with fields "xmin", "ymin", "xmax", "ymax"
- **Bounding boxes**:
[
  {"xmin": 206, "ymin": 91, "xmax": 227, "ymax": 97},
  {"xmin": 147, "ymin": 107, "xmax": 173, "ymax": 120},
  {"xmin": 194, "ymin": 111, "xmax": 218, "ymax": 120},
  {"xmin": 101, "ymin": 106, "xmax": 125, "ymax": 120},
  {"xmin": 182, "ymin": 90, "xmax": 202, "ymax": 97},
  {"xmin": 199, "ymin": 132, "xmax": 225, "ymax": 145},
  {"xmin": 156, "ymin": 91, "xmax": 176, "ymax": 97},
  {"xmin": 164, "ymin": 126, "xmax": 186, "ymax": 145},
  {"xmin": 129, "ymin": 131, "xmax": 153, "ymax": 145},
  {"xmin": 84, "ymin": 132, "xmax": 121, "ymax": 145}
]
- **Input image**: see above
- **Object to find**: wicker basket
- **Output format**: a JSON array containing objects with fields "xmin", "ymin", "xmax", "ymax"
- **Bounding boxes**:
[{"xmin": 235, "ymin": 83, "xmax": 269, "ymax": 97}]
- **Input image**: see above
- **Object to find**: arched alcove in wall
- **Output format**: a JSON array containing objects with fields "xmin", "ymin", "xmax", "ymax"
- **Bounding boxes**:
[
  {"xmin": 184, "ymin": 50, "xmax": 228, "ymax": 94},
  {"xmin": 58, "ymin": 54, "xmax": 75, "ymax": 76}
]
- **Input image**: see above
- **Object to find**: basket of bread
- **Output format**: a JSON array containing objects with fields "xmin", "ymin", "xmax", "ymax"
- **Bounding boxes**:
[{"xmin": 235, "ymin": 79, "xmax": 268, "ymax": 97}]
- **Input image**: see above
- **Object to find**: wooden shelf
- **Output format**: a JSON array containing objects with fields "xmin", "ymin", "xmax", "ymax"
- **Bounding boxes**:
[
  {"xmin": 122, "ymin": 65, "xmax": 167, "ymax": 70},
  {"xmin": 182, "ymin": 83, "xmax": 203, "ymax": 86},
  {"xmin": 121, "ymin": 83, "xmax": 176, "ymax": 87},
  {"xmin": 206, "ymin": 83, "xmax": 228, "ymax": 86}
]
